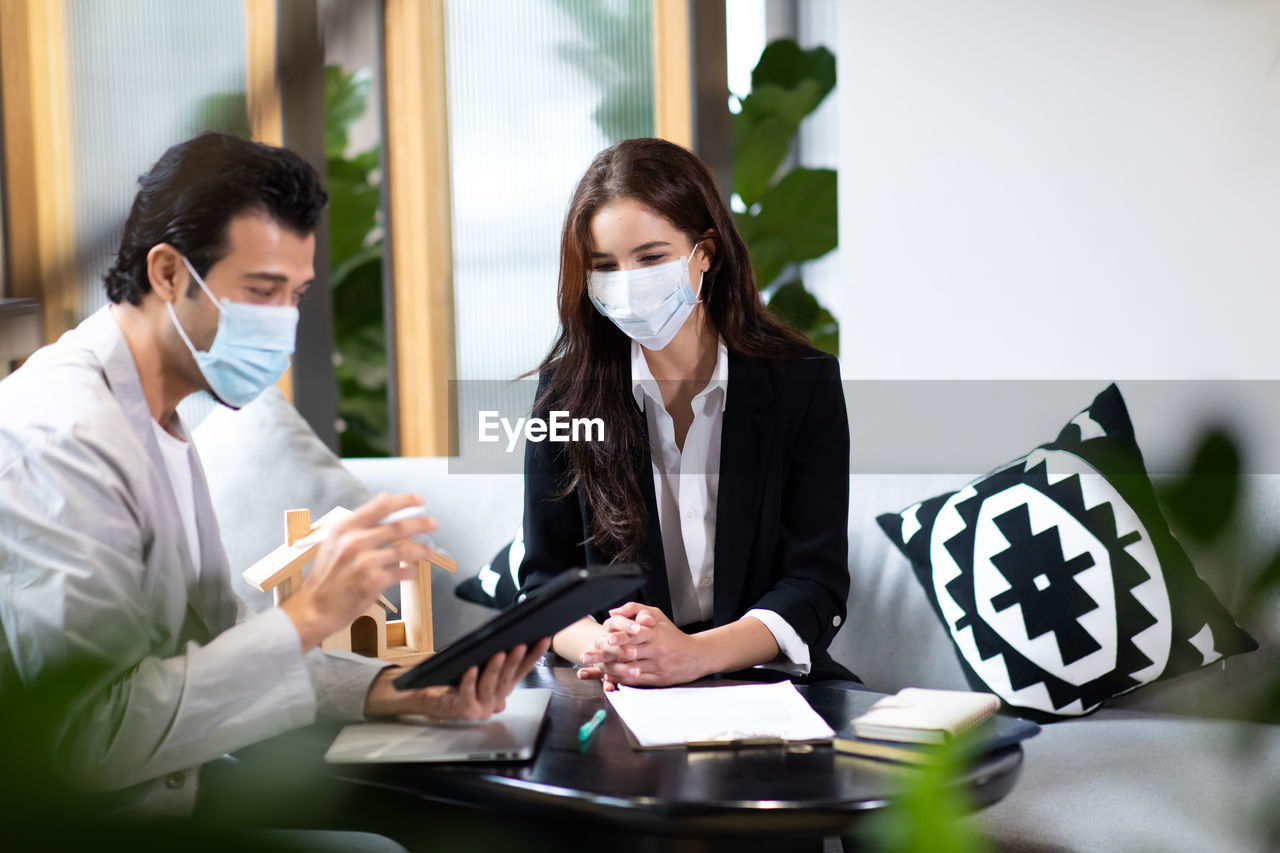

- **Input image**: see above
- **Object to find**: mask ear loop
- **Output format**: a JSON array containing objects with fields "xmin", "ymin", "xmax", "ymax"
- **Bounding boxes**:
[
  {"xmin": 689, "ymin": 240, "xmax": 706, "ymax": 302},
  {"xmin": 180, "ymin": 255, "xmax": 224, "ymax": 310},
  {"xmin": 168, "ymin": 254, "xmax": 222, "ymax": 357}
]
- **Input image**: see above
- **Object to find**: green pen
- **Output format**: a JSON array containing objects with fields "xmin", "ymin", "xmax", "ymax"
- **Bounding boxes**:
[{"xmin": 578, "ymin": 709, "xmax": 607, "ymax": 747}]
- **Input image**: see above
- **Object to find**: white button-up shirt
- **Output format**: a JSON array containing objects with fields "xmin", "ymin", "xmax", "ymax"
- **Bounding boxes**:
[{"xmin": 631, "ymin": 339, "xmax": 810, "ymax": 675}]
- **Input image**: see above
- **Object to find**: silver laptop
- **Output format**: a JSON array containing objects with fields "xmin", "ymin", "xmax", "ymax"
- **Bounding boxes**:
[{"xmin": 324, "ymin": 688, "xmax": 552, "ymax": 764}]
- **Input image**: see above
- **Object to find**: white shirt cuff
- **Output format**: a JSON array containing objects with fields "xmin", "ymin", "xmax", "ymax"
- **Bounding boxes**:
[{"xmin": 743, "ymin": 609, "xmax": 811, "ymax": 676}]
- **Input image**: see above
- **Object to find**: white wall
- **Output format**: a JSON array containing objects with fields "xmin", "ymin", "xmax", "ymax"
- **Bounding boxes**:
[
  {"xmin": 836, "ymin": 1, "xmax": 1280, "ymax": 474},
  {"xmin": 837, "ymin": 0, "xmax": 1280, "ymax": 381}
]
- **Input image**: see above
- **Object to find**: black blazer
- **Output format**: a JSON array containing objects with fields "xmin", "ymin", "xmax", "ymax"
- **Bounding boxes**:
[{"xmin": 519, "ymin": 345, "xmax": 856, "ymax": 683}]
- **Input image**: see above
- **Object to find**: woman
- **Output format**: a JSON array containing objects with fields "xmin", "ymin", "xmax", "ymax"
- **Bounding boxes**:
[{"xmin": 520, "ymin": 137, "xmax": 854, "ymax": 688}]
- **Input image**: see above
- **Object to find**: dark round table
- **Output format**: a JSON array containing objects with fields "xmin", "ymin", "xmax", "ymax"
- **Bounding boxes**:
[{"xmin": 307, "ymin": 662, "xmax": 1023, "ymax": 851}]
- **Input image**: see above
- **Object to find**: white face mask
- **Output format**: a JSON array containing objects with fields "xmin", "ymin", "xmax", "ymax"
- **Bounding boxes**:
[
  {"xmin": 168, "ymin": 255, "xmax": 299, "ymax": 409},
  {"xmin": 588, "ymin": 242, "xmax": 703, "ymax": 351}
]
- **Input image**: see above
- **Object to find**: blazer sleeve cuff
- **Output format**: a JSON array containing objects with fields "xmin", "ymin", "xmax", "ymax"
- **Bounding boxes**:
[
  {"xmin": 304, "ymin": 648, "xmax": 392, "ymax": 721},
  {"xmin": 744, "ymin": 609, "xmax": 811, "ymax": 676}
]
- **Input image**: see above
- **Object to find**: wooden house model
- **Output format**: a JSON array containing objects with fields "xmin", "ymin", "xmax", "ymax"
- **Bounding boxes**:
[{"xmin": 242, "ymin": 507, "xmax": 457, "ymax": 666}]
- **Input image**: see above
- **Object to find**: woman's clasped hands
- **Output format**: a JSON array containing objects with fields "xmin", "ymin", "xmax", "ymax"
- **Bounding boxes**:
[{"xmin": 577, "ymin": 602, "xmax": 709, "ymax": 690}]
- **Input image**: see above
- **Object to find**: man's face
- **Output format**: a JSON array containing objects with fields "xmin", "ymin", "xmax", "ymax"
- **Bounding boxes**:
[{"xmin": 174, "ymin": 212, "xmax": 316, "ymax": 355}]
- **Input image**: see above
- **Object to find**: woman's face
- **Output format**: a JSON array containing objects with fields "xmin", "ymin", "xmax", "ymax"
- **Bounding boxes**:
[{"xmin": 587, "ymin": 198, "xmax": 709, "ymax": 290}]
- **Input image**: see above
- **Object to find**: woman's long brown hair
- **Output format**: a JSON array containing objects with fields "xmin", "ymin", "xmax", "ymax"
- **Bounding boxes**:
[{"xmin": 535, "ymin": 137, "xmax": 807, "ymax": 562}]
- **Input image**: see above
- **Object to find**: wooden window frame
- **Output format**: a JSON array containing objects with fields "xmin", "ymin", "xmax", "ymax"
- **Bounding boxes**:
[
  {"xmin": 0, "ymin": 0, "xmax": 76, "ymax": 346},
  {"xmin": 378, "ymin": 0, "xmax": 699, "ymax": 457},
  {"xmin": 382, "ymin": 0, "xmax": 456, "ymax": 457}
]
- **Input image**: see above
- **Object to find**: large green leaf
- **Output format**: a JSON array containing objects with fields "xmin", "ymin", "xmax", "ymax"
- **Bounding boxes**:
[
  {"xmin": 327, "ymin": 166, "xmax": 380, "ymax": 270},
  {"xmin": 732, "ymin": 112, "xmax": 794, "ymax": 208},
  {"xmin": 331, "ymin": 242, "xmax": 381, "ymax": 292},
  {"xmin": 767, "ymin": 278, "xmax": 820, "ymax": 327},
  {"xmin": 739, "ymin": 80, "xmax": 826, "ymax": 127},
  {"xmin": 742, "ymin": 236, "xmax": 792, "ymax": 295},
  {"xmin": 766, "ymin": 280, "xmax": 839, "ymax": 356},
  {"xmin": 325, "ymin": 66, "xmax": 372, "ymax": 160},
  {"xmin": 737, "ymin": 168, "xmax": 837, "ymax": 288},
  {"xmin": 732, "ymin": 40, "xmax": 835, "ymax": 208},
  {"xmin": 330, "ymin": 253, "xmax": 385, "ymax": 330},
  {"xmin": 327, "ymin": 150, "xmax": 377, "ymax": 185},
  {"xmin": 751, "ymin": 39, "xmax": 836, "ymax": 100},
  {"xmin": 734, "ymin": 81, "xmax": 827, "ymax": 207}
]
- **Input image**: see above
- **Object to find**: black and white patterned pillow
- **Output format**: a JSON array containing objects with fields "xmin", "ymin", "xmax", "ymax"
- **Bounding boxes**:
[
  {"xmin": 455, "ymin": 526, "xmax": 524, "ymax": 610},
  {"xmin": 877, "ymin": 384, "xmax": 1257, "ymax": 719}
]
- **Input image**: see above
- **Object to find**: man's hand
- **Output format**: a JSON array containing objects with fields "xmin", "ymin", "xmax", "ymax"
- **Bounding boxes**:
[
  {"xmin": 576, "ymin": 602, "xmax": 709, "ymax": 690},
  {"xmin": 364, "ymin": 639, "xmax": 551, "ymax": 719},
  {"xmin": 281, "ymin": 492, "xmax": 439, "ymax": 651}
]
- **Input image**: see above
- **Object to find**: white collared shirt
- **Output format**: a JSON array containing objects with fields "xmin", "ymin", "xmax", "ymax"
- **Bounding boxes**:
[{"xmin": 630, "ymin": 339, "xmax": 810, "ymax": 675}]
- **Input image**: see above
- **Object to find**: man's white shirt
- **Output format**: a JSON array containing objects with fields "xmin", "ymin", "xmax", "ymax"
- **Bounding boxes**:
[{"xmin": 152, "ymin": 419, "xmax": 201, "ymax": 578}]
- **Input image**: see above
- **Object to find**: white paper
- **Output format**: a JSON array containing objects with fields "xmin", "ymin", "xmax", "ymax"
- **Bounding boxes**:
[{"xmin": 605, "ymin": 681, "xmax": 835, "ymax": 748}]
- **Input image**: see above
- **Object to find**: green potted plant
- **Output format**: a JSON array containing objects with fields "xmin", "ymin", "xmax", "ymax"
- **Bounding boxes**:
[{"xmin": 733, "ymin": 39, "xmax": 839, "ymax": 355}]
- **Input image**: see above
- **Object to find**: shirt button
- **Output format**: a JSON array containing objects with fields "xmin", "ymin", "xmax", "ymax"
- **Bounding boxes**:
[
  {"xmin": 832, "ymin": 615, "xmax": 842, "ymax": 628},
  {"xmin": 165, "ymin": 771, "xmax": 185, "ymax": 789},
  {"xmin": 700, "ymin": 577, "xmax": 711, "ymax": 587},
  {"xmin": 686, "ymin": 509, "xmax": 697, "ymax": 519}
]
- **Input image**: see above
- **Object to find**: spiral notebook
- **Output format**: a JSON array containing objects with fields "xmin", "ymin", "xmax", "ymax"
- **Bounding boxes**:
[{"xmin": 849, "ymin": 687, "xmax": 999, "ymax": 745}]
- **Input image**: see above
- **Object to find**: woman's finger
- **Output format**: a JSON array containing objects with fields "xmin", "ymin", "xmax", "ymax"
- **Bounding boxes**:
[
  {"xmin": 577, "ymin": 665, "xmax": 605, "ymax": 681},
  {"xmin": 607, "ymin": 601, "xmax": 645, "ymax": 619},
  {"xmin": 582, "ymin": 646, "xmax": 623, "ymax": 664},
  {"xmin": 602, "ymin": 612, "xmax": 645, "ymax": 632},
  {"xmin": 601, "ymin": 660, "xmax": 643, "ymax": 680},
  {"xmin": 594, "ymin": 630, "xmax": 630, "ymax": 652}
]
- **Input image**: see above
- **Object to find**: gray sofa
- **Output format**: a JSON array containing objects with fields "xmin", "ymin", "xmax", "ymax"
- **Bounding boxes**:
[
  {"xmin": 192, "ymin": 390, "xmax": 1279, "ymax": 853},
  {"xmin": 342, "ymin": 458, "xmax": 1280, "ymax": 853}
]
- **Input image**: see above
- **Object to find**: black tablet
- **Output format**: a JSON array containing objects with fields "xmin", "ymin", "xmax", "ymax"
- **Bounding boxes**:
[{"xmin": 393, "ymin": 563, "xmax": 646, "ymax": 690}]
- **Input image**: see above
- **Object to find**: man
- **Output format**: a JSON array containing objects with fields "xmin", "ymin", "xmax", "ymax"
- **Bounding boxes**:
[{"xmin": 0, "ymin": 132, "xmax": 548, "ymax": 819}]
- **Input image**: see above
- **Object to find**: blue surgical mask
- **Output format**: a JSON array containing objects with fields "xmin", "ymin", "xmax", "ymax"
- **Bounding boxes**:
[
  {"xmin": 167, "ymin": 255, "xmax": 299, "ymax": 409},
  {"xmin": 588, "ymin": 242, "xmax": 703, "ymax": 351}
]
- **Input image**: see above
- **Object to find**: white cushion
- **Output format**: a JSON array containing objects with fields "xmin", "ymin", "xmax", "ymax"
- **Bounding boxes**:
[{"xmin": 192, "ymin": 388, "xmax": 372, "ymax": 611}]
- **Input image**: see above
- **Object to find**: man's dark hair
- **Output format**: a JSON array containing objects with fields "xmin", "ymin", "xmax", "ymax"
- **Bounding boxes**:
[{"xmin": 104, "ymin": 132, "xmax": 328, "ymax": 305}]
